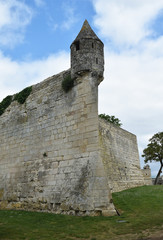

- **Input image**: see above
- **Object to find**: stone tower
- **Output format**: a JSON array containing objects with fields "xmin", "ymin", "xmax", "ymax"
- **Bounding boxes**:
[{"xmin": 70, "ymin": 20, "xmax": 104, "ymax": 82}]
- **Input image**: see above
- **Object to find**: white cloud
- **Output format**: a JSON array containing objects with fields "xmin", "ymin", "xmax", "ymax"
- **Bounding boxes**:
[
  {"xmin": 61, "ymin": 5, "xmax": 78, "ymax": 30},
  {"xmin": 34, "ymin": 0, "xmax": 45, "ymax": 7},
  {"xmin": 99, "ymin": 50, "xmax": 163, "ymax": 133},
  {"xmin": 98, "ymin": 51, "xmax": 163, "ymax": 176},
  {"xmin": 93, "ymin": 0, "xmax": 163, "ymax": 46},
  {"xmin": 0, "ymin": 0, "xmax": 33, "ymax": 47},
  {"xmin": 98, "ymin": 49, "xmax": 163, "ymax": 177},
  {"xmin": 0, "ymin": 51, "xmax": 70, "ymax": 101},
  {"xmin": 47, "ymin": 3, "xmax": 77, "ymax": 32},
  {"xmin": 143, "ymin": 36, "xmax": 163, "ymax": 57},
  {"xmin": 0, "ymin": 1, "xmax": 10, "ymax": 27},
  {"xmin": 92, "ymin": 0, "xmax": 163, "ymax": 177}
]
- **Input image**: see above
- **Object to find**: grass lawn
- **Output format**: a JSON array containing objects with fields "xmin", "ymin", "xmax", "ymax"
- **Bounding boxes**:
[{"xmin": 0, "ymin": 185, "xmax": 163, "ymax": 240}]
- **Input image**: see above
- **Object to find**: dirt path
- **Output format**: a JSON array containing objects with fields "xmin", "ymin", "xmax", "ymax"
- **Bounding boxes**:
[
  {"xmin": 107, "ymin": 227, "xmax": 163, "ymax": 240},
  {"xmin": 142, "ymin": 233, "xmax": 163, "ymax": 240},
  {"xmin": 141, "ymin": 228, "xmax": 163, "ymax": 240}
]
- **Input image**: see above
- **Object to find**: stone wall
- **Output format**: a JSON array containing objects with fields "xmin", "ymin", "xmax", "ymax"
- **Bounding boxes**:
[
  {"xmin": 142, "ymin": 166, "xmax": 152, "ymax": 185},
  {"xmin": 99, "ymin": 118, "xmax": 146, "ymax": 192},
  {"xmin": 0, "ymin": 67, "xmax": 151, "ymax": 215},
  {"xmin": 0, "ymin": 70, "xmax": 115, "ymax": 216}
]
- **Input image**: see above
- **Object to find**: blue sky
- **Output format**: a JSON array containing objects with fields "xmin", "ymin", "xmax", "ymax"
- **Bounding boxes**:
[
  {"xmin": 1, "ymin": 0, "xmax": 96, "ymax": 60},
  {"xmin": 0, "ymin": 0, "xmax": 163, "ymax": 177}
]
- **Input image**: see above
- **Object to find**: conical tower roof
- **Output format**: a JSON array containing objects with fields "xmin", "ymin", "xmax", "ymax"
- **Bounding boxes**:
[{"xmin": 72, "ymin": 20, "xmax": 103, "ymax": 44}]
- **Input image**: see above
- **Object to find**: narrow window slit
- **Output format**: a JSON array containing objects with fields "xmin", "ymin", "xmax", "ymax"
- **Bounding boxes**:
[{"xmin": 74, "ymin": 41, "xmax": 80, "ymax": 51}]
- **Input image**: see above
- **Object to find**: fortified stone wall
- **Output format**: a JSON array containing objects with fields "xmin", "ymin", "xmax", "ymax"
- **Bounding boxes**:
[
  {"xmin": 0, "ymin": 19, "xmax": 150, "ymax": 216},
  {"xmin": 142, "ymin": 166, "xmax": 152, "ymax": 185},
  {"xmin": 0, "ymin": 70, "xmax": 115, "ymax": 216},
  {"xmin": 99, "ymin": 118, "xmax": 147, "ymax": 192}
]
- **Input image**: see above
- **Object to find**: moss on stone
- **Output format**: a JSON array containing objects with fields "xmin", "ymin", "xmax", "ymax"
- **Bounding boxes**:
[{"xmin": 62, "ymin": 75, "xmax": 74, "ymax": 93}]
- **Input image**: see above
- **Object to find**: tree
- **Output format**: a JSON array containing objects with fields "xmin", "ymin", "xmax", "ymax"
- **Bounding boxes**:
[
  {"xmin": 142, "ymin": 132, "xmax": 163, "ymax": 185},
  {"xmin": 99, "ymin": 114, "xmax": 122, "ymax": 127}
]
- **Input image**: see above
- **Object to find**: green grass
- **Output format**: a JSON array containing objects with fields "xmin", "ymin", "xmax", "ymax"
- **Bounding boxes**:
[{"xmin": 0, "ymin": 186, "xmax": 163, "ymax": 240}]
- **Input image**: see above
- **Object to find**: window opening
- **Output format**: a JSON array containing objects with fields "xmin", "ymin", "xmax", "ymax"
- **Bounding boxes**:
[
  {"xmin": 96, "ymin": 58, "xmax": 98, "ymax": 64},
  {"xmin": 92, "ymin": 43, "xmax": 94, "ymax": 48},
  {"xmin": 74, "ymin": 41, "xmax": 80, "ymax": 51}
]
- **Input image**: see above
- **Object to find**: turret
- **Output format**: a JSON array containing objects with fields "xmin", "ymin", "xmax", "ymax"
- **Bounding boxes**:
[{"xmin": 70, "ymin": 20, "xmax": 104, "ymax": 83}]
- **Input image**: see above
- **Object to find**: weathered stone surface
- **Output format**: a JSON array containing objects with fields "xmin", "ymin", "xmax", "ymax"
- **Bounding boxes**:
[
  {"xmin": 99, "ymin": 118, "xmax": 150, "ymax": 192},
  {"xmin": 0, "ymin": 70, "xmax": 115, "ymax": 215},
  {"xmin": 0, "ymin": 20, "xmax": 150, "ymax": 216},
  {"xmin": 71, "ymin": 20, "xmax": 104, "ymax": 81},
  {"xmin": 142, "ymin": 165, "xmax": 152, "ymax": 185}
]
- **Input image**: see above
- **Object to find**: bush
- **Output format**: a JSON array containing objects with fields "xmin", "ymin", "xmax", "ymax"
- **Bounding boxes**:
[
  {"xmin": 0, "ymin": 86, "xmax": 32, "ymax": 116},
  {"xmin": 14, "ymin": 86, "xmax": 32, "ymax": 104},
  {"xmin": 99, "ymin": 113, "xmax": 122, "ymax": 127},
  {"xmin": 0, "ymin": 95, "xmax": 13, "ymax": 116},
  {"xmin": 62, "ymin": 75, "xmax": 74, "ymax": 93}
]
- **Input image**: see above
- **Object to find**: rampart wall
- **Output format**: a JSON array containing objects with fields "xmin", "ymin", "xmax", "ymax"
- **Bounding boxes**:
[
  {"xmin": 142, "ymin": 168, "xmax": 152, "ymax": 185},
  {"xmin": 0, "ymin": 71, "xmax": 151, "ymax": 216},
  {"xmin": 0, "ymin": 70, "xmax": 115, "ymax": 216},
  {"xmin": 0, "ymin": 19, "xmax": 151, "ymax": 216},
  {"xmin": 99, "ymin": 118, "xmax": 148, "ymax": 192}
]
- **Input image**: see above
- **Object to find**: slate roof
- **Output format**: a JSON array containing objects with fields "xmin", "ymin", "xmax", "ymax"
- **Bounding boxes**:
[{"xmin": 71, "ymin": 20, "xmax": 103, "ymax": 45}]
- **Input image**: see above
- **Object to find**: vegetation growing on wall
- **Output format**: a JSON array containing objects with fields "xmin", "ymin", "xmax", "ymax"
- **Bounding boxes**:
[
  {"xmin": 14, "ymin": 86, "xmax": 32, "ymax": 104},
  {"xmin": 99, "ymin": 113, "xmax": 122, "ymax": 127},
  {"xmin": 0, "ymin": 86, "xmax": 32, "ymax": 116},
  {"xmin": 43, "ymin": 152, "xmax": 48, "ymax": 157},
  {"xmin": 62, "ymin": 74, "xmax": 74, "ymax": 93},
  {"xmin": 0, "ymin": 95, "xmax": 13, "ymax": 116}
]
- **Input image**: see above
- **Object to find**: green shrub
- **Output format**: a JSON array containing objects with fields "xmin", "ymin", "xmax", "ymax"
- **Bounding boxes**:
[
  {"xmin": 14, "ymin": 86, "xmax": 32, "ymax": 104},
  {"xmin": 0, "ymin": 95, "xmax": 13, "ymax": 116},
  {"xmin": 62, "ymin": 75, "xmax": 74, "ymax": 93},
  {"xmin": 0, "ymin": 86, "xmax": 32, "ymax": 116},
  {"xmin": 99, "ymin": 113, "xmax": 122, "ymax": 127}
]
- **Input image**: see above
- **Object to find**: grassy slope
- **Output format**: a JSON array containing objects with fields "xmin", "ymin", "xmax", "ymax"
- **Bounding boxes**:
[{"xmin": 0, "ymin": 186, "xmax": 162, "ymax": 240}]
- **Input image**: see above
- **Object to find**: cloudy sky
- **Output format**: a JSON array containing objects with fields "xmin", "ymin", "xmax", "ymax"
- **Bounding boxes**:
[{"xmin": 0, "ymin": 0, "xmax": 163, "ymax": 177}]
